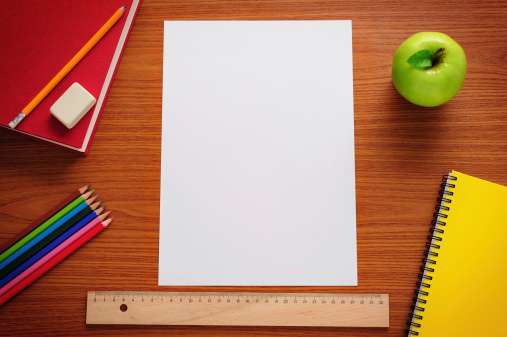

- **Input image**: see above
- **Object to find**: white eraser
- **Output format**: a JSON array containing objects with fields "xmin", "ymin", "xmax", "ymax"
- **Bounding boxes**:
[{"xmin": 50, "ymin": 83, "xmax": 96, "ymax": 129}]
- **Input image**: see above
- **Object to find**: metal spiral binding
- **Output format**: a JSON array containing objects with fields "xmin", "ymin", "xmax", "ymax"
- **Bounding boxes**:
[{"xmin": 405, "ymin": 174, "xmax": 457, "ymax": 336}]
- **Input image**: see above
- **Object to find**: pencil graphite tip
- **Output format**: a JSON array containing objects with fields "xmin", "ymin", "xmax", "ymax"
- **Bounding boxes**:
[
  {"xmin": 82, "ymin": 191, "xmax": 93, "ymax": 199},
  {"xmin": 79, "ymin": 184, "xmax": 91, "ymax": 193},
  {"xmin": 119, "ymin": 5, "xmax": 127, "ymax": 13}
]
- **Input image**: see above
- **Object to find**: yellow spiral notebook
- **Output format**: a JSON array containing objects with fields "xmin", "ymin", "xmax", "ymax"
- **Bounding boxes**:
[{"xmin": 407, "ymin": 171, "xmax": 507, "ymax": 337}]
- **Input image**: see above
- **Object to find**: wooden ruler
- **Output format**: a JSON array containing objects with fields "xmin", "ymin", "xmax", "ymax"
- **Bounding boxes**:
[{"xmin": 86, "ymin": 291, "xmax": 389, "ymax": 327}]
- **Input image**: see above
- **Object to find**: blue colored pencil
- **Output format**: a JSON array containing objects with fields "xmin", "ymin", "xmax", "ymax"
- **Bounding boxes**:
[
  {"xmin": 0, "ymin": 208, "xmax": 105, "ymax": 289},
  {"xmin": 0, "ymin": 196, "xmax": 97, "ymax": 272}
]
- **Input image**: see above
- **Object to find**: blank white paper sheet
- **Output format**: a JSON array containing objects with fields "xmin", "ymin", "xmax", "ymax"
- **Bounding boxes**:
[{"xmin": 159, "ymin": 21, "xmax": 357, "ymax": 286}]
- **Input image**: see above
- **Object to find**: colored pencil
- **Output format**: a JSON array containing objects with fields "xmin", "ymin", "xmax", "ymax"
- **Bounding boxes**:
[
  {"xmin": 0, "ymin": 207, "xmax": 106, "ymax": 288},
  {"xmin": 8, "ymin": 6, "xmax": 127, "ymax": 129},
  {"xmin": 0, "ymin": 217, "xmax": 112, "ymax": 306},
  {"xmin": 0, "ymin": 193, "xmax": 96, "ymax": 271},
  {"xmin": 0, "ymin": 185, "xmax": 90, "ymax": 254},
  {"xmin": 0, "ymin": 201, "xmax": 103, "ymax": 281},
  {"xmin": 0, "ymin": 213, "xmax": 109, "ymax": 298}
]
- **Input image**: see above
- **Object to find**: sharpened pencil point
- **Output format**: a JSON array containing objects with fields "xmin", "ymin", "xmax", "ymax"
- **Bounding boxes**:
[
  {"xmin": 82, "ymin": 191, "xmax": 93, "ymax": 199},
  {"xmin": 79, "ymin": 185, "xmax": 91, "ymax": 193},
  {"xmin": 102, "ymin": 218, "xmax": 113, "ymax": 227}
]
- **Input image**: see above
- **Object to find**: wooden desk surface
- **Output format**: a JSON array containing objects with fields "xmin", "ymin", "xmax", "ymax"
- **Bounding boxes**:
[{"xmin": 1, "ymin": 0, "xmax": 506, "ymax": 335}]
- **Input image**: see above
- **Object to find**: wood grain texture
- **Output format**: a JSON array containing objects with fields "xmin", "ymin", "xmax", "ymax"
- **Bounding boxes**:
[{"xmin": 1, "ymin": 0, "xmax": 506, "ymax": 335}]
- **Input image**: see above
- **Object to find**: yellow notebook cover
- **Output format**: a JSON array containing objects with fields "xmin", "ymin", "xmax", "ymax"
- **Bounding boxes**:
[{"xmin": 408, "ymin": 171, "xmax": 507, "ymax": 337}]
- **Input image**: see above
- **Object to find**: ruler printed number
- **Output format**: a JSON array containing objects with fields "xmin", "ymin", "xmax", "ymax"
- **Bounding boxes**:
[{"xmin": 94, "ymin": 293, "xmax": 386, "ymax": 308}]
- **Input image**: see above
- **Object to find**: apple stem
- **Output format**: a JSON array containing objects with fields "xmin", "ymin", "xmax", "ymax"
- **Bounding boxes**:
[{"xmin": 431, "ymin": 48, "xmax": 446, "ymax": 66}]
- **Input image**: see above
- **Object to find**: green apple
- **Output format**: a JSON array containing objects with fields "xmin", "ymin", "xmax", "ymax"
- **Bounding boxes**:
[{"xmin": 392, "ymin": 32, "xmax": 467, "ymax": 107}]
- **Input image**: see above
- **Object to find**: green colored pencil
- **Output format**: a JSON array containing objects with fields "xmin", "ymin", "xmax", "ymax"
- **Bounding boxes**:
[
  {"xmin": 0, "ymin": 201, "xmax": 103, "ymax": 280},
  {"xmin": 0, "ymin": 191, "xmax": 94, "ymax": 263}
]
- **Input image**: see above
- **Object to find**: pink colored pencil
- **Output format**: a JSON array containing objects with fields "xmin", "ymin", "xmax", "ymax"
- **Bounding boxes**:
[{"xmin": 0, "ymin": 214, "xmax": 111, "ymax": 303}]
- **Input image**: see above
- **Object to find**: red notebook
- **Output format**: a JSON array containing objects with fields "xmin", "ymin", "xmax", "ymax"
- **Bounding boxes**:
[{"xmin": 0, "ymin": 0, "xmax": 141, "ymax": 154}]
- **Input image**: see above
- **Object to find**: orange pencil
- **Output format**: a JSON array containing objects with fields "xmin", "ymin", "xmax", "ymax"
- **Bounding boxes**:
[{"xmin": 9, "ymin": 6, "xmax": 127, "ymax": 129}]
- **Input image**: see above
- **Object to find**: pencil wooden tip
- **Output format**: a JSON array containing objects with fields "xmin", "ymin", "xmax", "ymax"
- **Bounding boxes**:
[
  {"xmin": 103, "ymin": 218, "xmax": 113, "ymax": 227},
  {"xmin": 82, "ymin": 191, "xmax": 93, "ymax": 199},
  {"xmin": 79, "ymin": 184, "xmax": 91, "ymax": 193},
  {"xmin": 119, "ymin": 5, "xmax": 127, "ymax": 13}
]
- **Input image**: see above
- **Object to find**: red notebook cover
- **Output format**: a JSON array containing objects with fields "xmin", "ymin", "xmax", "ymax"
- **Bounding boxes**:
[{"xmin": 0, "ymin": 0, "xmax": 141, "ymax": 154}]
